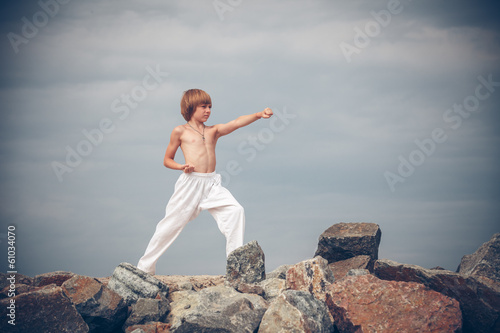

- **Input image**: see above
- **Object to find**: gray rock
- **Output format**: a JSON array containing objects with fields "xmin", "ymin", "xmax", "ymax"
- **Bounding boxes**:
[
  {"xmin": 62, "ymin": 275, "xmax": 127, "ymax": 332},
  {"xmin": 258, "ymin": 290, "xmax": 333, "ymax": 333},
  {"xmin": 168, "ymin": 285, "xmax": 268, "ymax": 332},
  {"xmin": 266, "ymin": 264, "xmax": 291, "ymax": 280},
  {"xmin": 0, "ymin": 284, "xmax": 89, "ymax": 333},
  {"xmin": 314, "ymin": 222, "xmax": 381, "ymax": 263},
  {"xmin": 107, "ymin": 262, "xmax": 169, "ymax": 306},
  {"xmin": 374, "ymin": 258, "xmax": 500, "ymax": 333},
  {"xmin": 259, "ymin": 278, "xmax": 286, "ymax": 301},
  {"xmin": 457, "ymin": 233, "xmax": 500, "ymax": 282},
  {"xmin": 123, "ymin": 295, "xmax": 170, "ymax": 330},
  {"xmin": 226, "ymin": 240, "xmax": 266, "ymax": 285}
]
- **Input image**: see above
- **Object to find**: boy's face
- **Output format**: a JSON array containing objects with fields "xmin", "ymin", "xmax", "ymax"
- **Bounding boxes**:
[{"xmin": 192, "ymin": 104, "xmax": 211, "ymax": 123}]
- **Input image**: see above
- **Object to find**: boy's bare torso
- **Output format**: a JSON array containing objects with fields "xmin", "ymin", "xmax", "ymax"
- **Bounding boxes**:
[
  {"xmin": 163, "ymin": 104, "xmax": 272, "ymax": 174},
  {"xmin": 178, "ymin": 124, "xmax": 218, "ymax": 173}
]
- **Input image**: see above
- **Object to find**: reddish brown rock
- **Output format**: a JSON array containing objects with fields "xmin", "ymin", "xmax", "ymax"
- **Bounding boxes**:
[
  {"xmin": 374, "ymin": 259, "xmax": 500, "ymax": 333},
  {"xmin": 328, "ymin": 255, "xmax": 373, "ymax": 280},
  {"xmin": 234, "ymin": 282, "xmax": 265, "ymax": 296},
  {"xmin": 325, "ymin": 274, "xmax": 462, "ymax": 333},
  {"xmin": 33, "ymin": 271, "xmax": 76, "ymax": 287},
  {"xmin": 286, "ymin": 256, "xmax": 334, "ymax": 302},
  {"xmin": 314, "ymin": 223, "xmax": 381, "ymax": 264},
  {"xmin": 62, "ymin": 275, "xmax": 127, "ymax": 332},
  {"xmin": 0, "ymin": 284, "xmax": 89, "ymax": 332}
]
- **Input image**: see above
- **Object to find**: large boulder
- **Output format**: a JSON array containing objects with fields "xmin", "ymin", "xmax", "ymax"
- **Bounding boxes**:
[
  {"xmin": 314, "ymin": 222, "xmax": 381, "ymax": 263},
  {"xmin": 374, "ymin": 259, "xmax": 500, "ymax": 333},
  {"xmin": 107, "ymin": 262, "xmax": 169, "ymax": 306},
  {"xmin": 168, "ymin": 285, "xmax": 268, "ymax": 332},
  {"xmin": 325, "ymin": 274, "xmax": 462, "ymax": 333},
  {"xmin": 286, "ymin": 256, "xmax": 335, "ymax": 302},
  {"xmin": 258, "ymin": 290, "xmax": 333, "ymax": 333},
  {"xmin": 0, "ymin": 284, "xmax": 89, "ymax": 333},
  {"xmin": 61, "ymin": 275, "xmax": 128, "ymax": 332},
  {"xmin": 457, "ymin": 233, "xmax": 500, "ymax": 282},
  {"xmin": 226, "ymin": 240, "xmax": 266, "ymax": 286}
]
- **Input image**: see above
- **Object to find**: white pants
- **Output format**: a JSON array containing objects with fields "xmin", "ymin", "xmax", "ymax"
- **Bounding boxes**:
[{"xmin": 137, "ymin": 172, "xmax": 245, "ymax": 274}]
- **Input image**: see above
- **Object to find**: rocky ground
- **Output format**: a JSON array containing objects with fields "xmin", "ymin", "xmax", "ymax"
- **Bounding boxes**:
[{"xmin": 1, "ymin": 223, "xmax": 498, "ymax": 333}]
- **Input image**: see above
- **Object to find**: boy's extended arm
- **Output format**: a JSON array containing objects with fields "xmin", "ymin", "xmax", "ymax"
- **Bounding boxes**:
[{"xmin": 216, "ymin": 108, "xmax": 273, "ymax": 138}]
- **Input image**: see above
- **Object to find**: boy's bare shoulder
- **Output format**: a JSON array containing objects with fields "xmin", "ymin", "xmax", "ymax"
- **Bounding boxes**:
[{"xmin": 172, "ymin": 124, "xmax": 187, "ymax": 134}]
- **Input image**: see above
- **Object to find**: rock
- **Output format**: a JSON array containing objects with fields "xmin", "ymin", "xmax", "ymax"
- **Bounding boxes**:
[
  {"xmin": 125, "ymin": 322, "xmax": 170, "ymax": 333},
  {"xmin": 258, "ymin": 290, "xmax": 333, "ymax": 333},
  {"xmin": 430, "ymin": 266, "xmax": 447, "ymax": 270},
  {"xmin": 374, "ymin": 258, "xmax": 499, "ymax": 333},
  {"xmin": 155, "ymin": 275, "xmax": 225, "ymax": 293},
  {"xmin": 0, "ymin": 284, "xmax": 89, "ymax": 333},
  {"xmin": 325, "ymin": 274, "xmax": 462, "ymax": 333},
  {"xmin": 259, "ymin": 278, "xmax": 286, "ymax": 301},
  {"xmin": 168, "ymin": 285, "xmax": 268, "ymax": 332},
  {"xmin": 328, "ymin": 255, "xmax": 373, "ymax": 280},
  {"xmin": 0, "ymin": 283, "xmax": 34, "ymax": 299},
  {"xmin": 123, "ymin": 295, "xmax": 170, "ymax": 330},
  {"xmin": 314, "ymin": 222, "xmax": 381, "ymax": 264},
  {"xmin": 33, "ymin": 271, "xmax": 76, "ymax": 287},
  {"xmin": 346, "ymin": 268, "xmax": 370, "ymax": 276},
  {"xmin": 234, "ymin": 282, "xmax": 265, "ymax": 296},
  {"xmin": 0, "ymin": 272, "xmax": 33, "ymax": 290},
  {"xmin": 266, "ymin": 264, "xmax": 291, "ymax": 280},
  {"xmin": 107, "ymin": 262, "xmax": 169, "ymax": 306},
  {"xmin": 226, "ymin": 240, "xmax": 266, "ymax": 286},
  {"xmin": 457, "ymin": 233, "xmax": 500, "ymax": 282},
  {"xmin": 286, "ymin": 256, "xmax": 335, "ymax": 302},
  {"xmin": 61, "ymin": 275, "xmax": 127, "ymax": 332}
]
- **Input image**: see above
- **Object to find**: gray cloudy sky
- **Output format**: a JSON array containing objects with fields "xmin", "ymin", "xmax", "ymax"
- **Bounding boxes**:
[{"xmin": 0, "ymin": 0, "xmax": 499, "ymax": 278}]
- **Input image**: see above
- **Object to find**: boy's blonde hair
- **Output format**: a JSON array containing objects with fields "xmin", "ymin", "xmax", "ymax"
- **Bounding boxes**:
[{"xmin": 180, "ymin": 89, "xmax": 212, "ymax": 121}]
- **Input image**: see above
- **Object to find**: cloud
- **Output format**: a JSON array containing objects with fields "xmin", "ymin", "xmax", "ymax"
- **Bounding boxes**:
[{"xmin": 0, "ymin": 0, "xmax": 498, "ymax": 277}]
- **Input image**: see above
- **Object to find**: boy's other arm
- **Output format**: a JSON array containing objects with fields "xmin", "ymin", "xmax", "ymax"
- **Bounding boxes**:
[
  {"xmin": 163, "ymin": 126, "xmax": 194, "ymax": 172},
  {"xmin": 215, "ymin": 108, "xmax": 273, "ymax": 138}
]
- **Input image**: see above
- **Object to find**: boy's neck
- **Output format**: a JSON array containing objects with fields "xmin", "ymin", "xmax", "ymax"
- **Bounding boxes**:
[{"xmin": 188, "ymin": 119, "xmax": 205, "ymax": 128}]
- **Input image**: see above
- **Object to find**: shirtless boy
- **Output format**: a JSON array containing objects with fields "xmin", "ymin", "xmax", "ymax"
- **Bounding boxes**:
[{"xmin": 137, "ymin": 89, "xmax": 273, "ymax": 274}]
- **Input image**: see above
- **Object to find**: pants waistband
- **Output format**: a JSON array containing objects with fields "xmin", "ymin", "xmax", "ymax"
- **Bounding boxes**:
[{"xmin": 186, "ymin": 171, "xmax": 217, "ymax": 178}]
